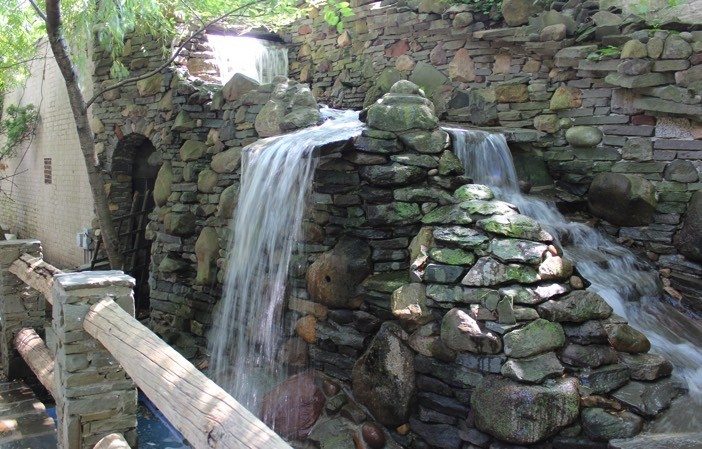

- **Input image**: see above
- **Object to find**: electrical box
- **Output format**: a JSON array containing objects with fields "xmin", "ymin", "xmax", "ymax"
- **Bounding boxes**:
[{"xmin": 76, "ymin": 228, "xmax": 94, "ymax": 250}]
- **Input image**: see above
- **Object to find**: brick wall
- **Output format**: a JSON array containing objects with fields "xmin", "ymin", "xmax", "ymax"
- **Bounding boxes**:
[{"xmin": 0, "ymin": 40, "xmax": 95, "ymax": 268}]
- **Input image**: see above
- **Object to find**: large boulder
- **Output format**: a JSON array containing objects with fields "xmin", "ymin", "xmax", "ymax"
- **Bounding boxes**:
[
  {"xmin": 307, "ymin": 237, "xmax": 372, "ymax": 308},
  {"xmin": 472, "ymin": 376, "xmax": 580, "ymax": 444},
  {"xmin": 674, "ymin": 190, "xmax": 702, "ymax": 262},
  {"xmin": 261, "ymin": 371, "xmax": 325, "ymax": 439},
  {"xmin": 352, "ymin": 322, "xmax": 415, "ymax": 426},
  {"xmin": 588, "ymin": 173, "xmax": 657, "ymax": 226}
]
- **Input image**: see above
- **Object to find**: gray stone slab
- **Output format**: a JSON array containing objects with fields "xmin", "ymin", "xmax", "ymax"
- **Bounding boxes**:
[{"xmin": 53, "ymin": 271, "xmax": 135, "ymax": 290}]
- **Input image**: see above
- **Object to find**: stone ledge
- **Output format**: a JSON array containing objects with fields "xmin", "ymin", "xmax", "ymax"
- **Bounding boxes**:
[
  {"xmin": 53, "ymin": 271, "xmax": 135, "ymax": 291},
  {"xmin": 441, "ymin": 123, "xmax": 545, "ymax": 143}
]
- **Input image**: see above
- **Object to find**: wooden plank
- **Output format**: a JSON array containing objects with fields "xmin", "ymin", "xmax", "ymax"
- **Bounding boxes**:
[
  {"xmin": 83, "ymin": 299, "xmax": 292, "ymax": 449},
  {"xmin": 8, "ymin": 253, "xmax": 62, "ymax": 305},
  {"xmin": 92, "ymin": 433, "xmax": 130, "ymax": 449},
  {"xmin": 13, "ymin": 329, "xmax": 56, "ymax": 399}
]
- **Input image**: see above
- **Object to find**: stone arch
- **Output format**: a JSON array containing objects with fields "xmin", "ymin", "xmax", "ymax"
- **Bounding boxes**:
[{"xmin": 107, "ymin": 132, "xmax": 160, "ymax": 315}]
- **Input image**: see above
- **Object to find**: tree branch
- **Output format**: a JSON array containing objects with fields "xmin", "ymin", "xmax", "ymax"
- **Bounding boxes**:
[
  {"xmin": 85, "ymin": 0, "xmax": 260, "ymax": 108},
  {"xmin": 28, "ymin": 0, "xmax": 47, "ymax": 21}
]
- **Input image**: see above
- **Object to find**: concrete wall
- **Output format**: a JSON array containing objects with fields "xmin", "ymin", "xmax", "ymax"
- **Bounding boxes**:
[{"xmin": 0, "ymin": 40, "xmax": 95, "ymax": 268}]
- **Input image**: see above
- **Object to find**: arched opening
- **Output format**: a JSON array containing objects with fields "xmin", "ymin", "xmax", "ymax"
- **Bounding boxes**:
[{"xmin": 110, "ymin": 134, "xmax": 159, "ymax": 316}]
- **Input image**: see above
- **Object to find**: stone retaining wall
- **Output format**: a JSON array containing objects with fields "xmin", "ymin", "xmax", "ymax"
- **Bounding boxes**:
[{"xmin": 285, "ymin": 0, "xmax": 702, "ymax": 311}]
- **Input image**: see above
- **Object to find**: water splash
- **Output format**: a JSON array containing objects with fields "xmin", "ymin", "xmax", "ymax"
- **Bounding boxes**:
[
  {"xmin": 209, "ymin": 35, "xmax": 288, "ymax": 84},
  {"xmin": 209, "ymin": 110, "xmax": 363, "ymax": 412},
  {"xmin": 446, "ymin": 128, "xmax": 702, "ymax": 412}
]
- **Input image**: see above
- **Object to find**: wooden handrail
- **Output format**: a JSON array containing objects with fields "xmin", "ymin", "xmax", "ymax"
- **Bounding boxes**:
[
  {"xmin": 13, "ymin": 328, "xmax": 56, "ymax": 398},
  {"xmin": 9, "ymin": 253, "xmax": 62, "ymax": 305},
  {"xmin": 83, "ymin": 298, "xmax": 292, "ymax": 449},
  {"xmin": 92, "ymin": 433, "xmax": 131, "ymax": 449}
]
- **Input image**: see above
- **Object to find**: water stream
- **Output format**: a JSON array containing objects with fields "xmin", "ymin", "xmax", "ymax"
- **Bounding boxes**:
[
  {"xmin": 208, "ymin": 35, "xmax": 289, "ymax": 84},
  {"xmin": 446, "ymin": 127, "xmax": 702, "ymax": 432},
  {"xmin": 209, "ymin": 110, "xmax": 363, "ymax": 412}
]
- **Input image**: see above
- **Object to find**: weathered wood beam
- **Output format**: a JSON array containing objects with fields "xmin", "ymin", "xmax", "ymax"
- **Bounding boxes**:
[
  {"xmin": 13, "ymin": 328, "xmax": 56, "ymax": 398},
  {"xmin": 83, "ymin": 298, "xmax": 292, "ymax": 449},
  {"xmin": 8, "ymin": 253, "xmax": 62, "ymax": 304},
  {"xmin": 92, "ymin": 433, "xmax": 131, "ymax": 449}
]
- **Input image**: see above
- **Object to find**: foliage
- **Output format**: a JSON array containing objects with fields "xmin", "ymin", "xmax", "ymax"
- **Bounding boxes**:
[
  {"xmin": 0, "ymin": 104, "xmax": 39, "ymax": 159},
  {"xmin": 320, "ymin": 0, "xmax": 354, "ymax": 33},
  {"xmin": 587, "ymin": 45, "xmax": 621, "ymax": 61},
  {"xmin": 0, "ymin": 0, "xmax": 310, "ymax": 93},
  {"xmin": 0, "ymin": 0, "xmax": 46, "ymax": 94},
  {"xmin": 452, "ymin": 0, "xmax": 503, "ymax": 17}
]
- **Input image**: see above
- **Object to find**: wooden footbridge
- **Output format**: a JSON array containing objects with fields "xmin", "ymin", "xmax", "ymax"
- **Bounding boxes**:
[{"xmin": 0, "ymin": 239, "xmax": 292, "ymax": 449}]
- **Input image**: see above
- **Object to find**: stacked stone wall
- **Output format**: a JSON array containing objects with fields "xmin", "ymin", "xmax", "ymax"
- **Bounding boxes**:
[
  {"xmin": 285, "ymin": 0, "xmax": 702, "ymax": 311},
  {"xmin": 277, "ymin": 81, "xmax": 683, "ymax": 449}
]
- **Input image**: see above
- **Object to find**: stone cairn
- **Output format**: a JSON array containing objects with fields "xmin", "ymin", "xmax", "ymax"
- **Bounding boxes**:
[{"xmin": 275, "ymin": 81, "xmax": 684, "ymax": 449}]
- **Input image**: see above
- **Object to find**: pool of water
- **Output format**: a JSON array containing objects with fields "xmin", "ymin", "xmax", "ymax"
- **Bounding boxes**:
[{"xmin": 46, "ymin": 393, "xmax": 190, "ymax": 449}]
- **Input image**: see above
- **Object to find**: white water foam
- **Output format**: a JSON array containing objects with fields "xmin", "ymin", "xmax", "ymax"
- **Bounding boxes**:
[
  {"xmin": 446, "ymin": 127, "xmax": 702, "ymax": 414},
  {"xmin": 209, "ymin": 110, "xmax": 363, "ymax": 412}
]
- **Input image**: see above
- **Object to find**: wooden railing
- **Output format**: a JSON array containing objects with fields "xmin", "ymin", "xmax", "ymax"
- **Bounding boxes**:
[{"xmin": 0, "ymin": 239, "xmax": 291, "ymax": 449}]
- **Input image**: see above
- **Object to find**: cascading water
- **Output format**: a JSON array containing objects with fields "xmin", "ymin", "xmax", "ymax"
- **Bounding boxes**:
[
  {"xmin": 446, "ymin": 127, "xmax": 702, "ymax": 432},
  {"xmin": 209, "ymin": 109, "xmax": 363, "ymax": 412},
  {"xmin": 208, "ymin": 35, "xmax": 288, "ymax": 84}
]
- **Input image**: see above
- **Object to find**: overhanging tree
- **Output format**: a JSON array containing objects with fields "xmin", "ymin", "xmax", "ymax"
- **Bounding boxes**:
[{"xmin": 0, "ymin": 0, "xmax": 330, "ymax": 268}]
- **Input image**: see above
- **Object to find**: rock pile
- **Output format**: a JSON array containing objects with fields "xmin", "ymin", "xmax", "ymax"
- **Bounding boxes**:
[{"xmin": 288, "ymin": 81, "xmax": 684, "ymax": 448}]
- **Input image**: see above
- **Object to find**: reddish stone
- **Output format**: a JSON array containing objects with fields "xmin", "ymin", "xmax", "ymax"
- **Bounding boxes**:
[
  {"xmin": 261, "ymin": 371, "xmax": 325, "ymax": 439},
  {"xmin": 361, "ymin": 422, "xmax": 386, "ymax": 449},
  {"xmin": 299, "ymin": 24, "xmax": 312, "ymax": 35},
  {"xmin": 322, "ymin": 379, "xmax": 340, "ymax": 396},
  {"xmin": 631, "ymin": 115, "xmax": 656, "ymax": 126},
  {"xmin": 386, "ymin": 39, "xmax": 410, "ymax": 57},
  {"xmin": 690, "ymin": 52, "xmax": 702, "ymax": 65},
  {"xmin": 430, "ymin": 43, "xmax": 447, "ymax": 65}
]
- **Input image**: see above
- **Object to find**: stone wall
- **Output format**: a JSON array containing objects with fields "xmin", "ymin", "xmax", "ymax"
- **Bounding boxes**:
[
  {"xmin": 285, "ymin": 0, "xmax": 702, "ymax": 311},
  {"xmin": 275, "ymin": 81, "xmax": 682, "ymax": 449},
  {"xmin": 91, "ymin": 25, "xmax": 323, "ymax": 358}
]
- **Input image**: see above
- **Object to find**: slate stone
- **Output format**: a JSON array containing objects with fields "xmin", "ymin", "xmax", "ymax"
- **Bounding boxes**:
[
  {"xmin": 578, "ymin": 364, "xmax": 631, "ymax": 395},
  {"xmin": 581, "ymin": 408, "xmax": 643, "ymax": 441},
  {"xmin": 559, "ymin": 344, "xmax": 618, "ymax": 368},
  {"xmin": 503, "ymin": 318, "xmax": 565, "ymax": 358},
  {"xmin": 612, "ymin": 378, "xmax": 683, "ymax": 417},
  {"xmin": 441, "ymin": 308, "xmax": 503, "ymax": 354},
  {"xmin": 538, "ymin": 290, "xmax": 613, "ymax": 323},
  {"xmin": 501, "ymin": 351, "xmax": 564, "ymax": 384},
  {"xmin": 619, "ymin": 353, "xmax": 673, "ymax": 381}
]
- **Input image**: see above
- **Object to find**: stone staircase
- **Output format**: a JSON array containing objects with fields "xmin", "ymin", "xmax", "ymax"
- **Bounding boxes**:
[{"xmin": 0, "ymin": 380, "xmax": 57, "ymax": 449}]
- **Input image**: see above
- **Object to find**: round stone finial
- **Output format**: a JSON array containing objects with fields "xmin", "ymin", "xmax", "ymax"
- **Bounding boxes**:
[{"xmin": 389, "ymin": 80, "xmax": 424, "ymax": 96}]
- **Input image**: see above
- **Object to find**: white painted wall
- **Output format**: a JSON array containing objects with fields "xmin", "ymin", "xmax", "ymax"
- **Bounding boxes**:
[{"xmin": 0, "ymin": 40, "xmax": 95, "ymax": 268}]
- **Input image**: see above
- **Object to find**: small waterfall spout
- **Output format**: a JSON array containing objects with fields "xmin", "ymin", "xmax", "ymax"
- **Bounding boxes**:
[
  {"xmin": 209, "ymin": 110, "xmax": 363, "ymax": 412},
  {"xmin": 209, "ymin": 35, "xmax": 288, "ymax": 85},
  {"xmin": 446, "ymin": 127, "xmax": 702, "ymax": 429}
]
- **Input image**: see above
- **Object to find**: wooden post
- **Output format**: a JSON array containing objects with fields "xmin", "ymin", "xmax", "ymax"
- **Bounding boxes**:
[
  {"xmin": 14, "ymin": 328, "xmax": 56, "ymax": 398},
  {"xmin": 52, "ymin": 271, "xmax": 138, "ymax": 449},
  {"xmin": 0, "ymin": 240, "xmax": 44, "ymax": 380},
  {"xmin": 84, "ymin": 298, "xmax": 293, "ymax": 449},
  {"xmin": 92, "ymin": 433, "xmax": 131, "ymax": 449}
]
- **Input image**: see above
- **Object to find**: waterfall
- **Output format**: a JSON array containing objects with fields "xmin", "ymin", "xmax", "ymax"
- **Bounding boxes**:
[
  {"xmin": 209, "ymin": 110, "xmax": 363, "ymax": 412},
  {"xmin": 446, "ymin": 127, "xmax": 702, "ymax": 430},
  {"xmin": 208, "ymin": 35, "xmax": 288, "ymax": 85}
]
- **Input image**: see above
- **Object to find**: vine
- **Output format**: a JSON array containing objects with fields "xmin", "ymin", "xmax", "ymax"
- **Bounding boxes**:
[
  {"xmin": 0, "ymin": 104, "xmax": 39, "ymax": 160},
  {"xmin": 321, "ymin": 0, "xmax": 354, "ymax": 33}
]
